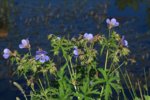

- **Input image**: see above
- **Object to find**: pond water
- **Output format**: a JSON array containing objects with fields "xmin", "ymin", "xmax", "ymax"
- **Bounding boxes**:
[{"xmin": 0, "ymin": 0, "xmax": 150, "ymax": 99}]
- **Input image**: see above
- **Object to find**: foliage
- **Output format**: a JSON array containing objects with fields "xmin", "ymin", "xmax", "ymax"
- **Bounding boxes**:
[{"xmin": 2, "ymin": 18, "xmax": 149, "ymax": 100}]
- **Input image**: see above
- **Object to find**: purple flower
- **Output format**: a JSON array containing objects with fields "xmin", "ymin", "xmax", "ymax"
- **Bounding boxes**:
[
  {"xmin": 19, "ymin": 38, "xmax": 30, "ymax": 49},
  {"xmin": 106, "ymin": 18, "xmax": 119, "ymax": 29},
  {"xmin": 83, "ymin": 33, "xmax": 94, "ymax": 41},
  {"xmin": 57, "ymin": 37, "xmax": 61, "ymax": 40},
  {"xmin": 35, "ymin": 50, "xmax": 50, "ymax": 63},
  {"xmin": 121, "ymin": 35, "xmax": 128, "ymax": 47},
  {"xmin": 73, "ymin": 46, "xmax": 79, "ymax": 56},
  {"xmin": 3, "ymin": 48, "xmax": 11, "ymax": 59}
]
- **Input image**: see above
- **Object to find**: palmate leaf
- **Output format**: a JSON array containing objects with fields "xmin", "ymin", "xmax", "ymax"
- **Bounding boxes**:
[
  {"xmin": 58, "ymin": 77, "xmax": 72, "ymax": 99},
  {"xmin": 80, "ymin": 77, "xmax": 90, "ymax": 94},
  {"xmin": 77, "ymin": 77, "xmax": 100, "ymax": 100},
  {"xmin": 97, "ymin": 68, "xmax": 122, "ymax": 100},
  {"xmin": 98, "ymin": 68, "xmax": 107, "ymax": 80},
  {"xmin": 74, "ymin": 92, "xmax": 84, "ymax": 100},
  {"xmin": 92, "ymin": 79, "xmax": 105, "ymax": 86},
  {"xmin": 110, "ymin": 83, "xmax": 122, "ymax": 94},
  {"xmin": 57, "ymin": 63, "xmax": 67, "ymax": 78},
  {"xmin": 87, "ymin": 89, "xmax": 100, "ymax": 95},
  {"xmin": 108, "ymin": 76, "xmax": 119, "ymax": 83}
]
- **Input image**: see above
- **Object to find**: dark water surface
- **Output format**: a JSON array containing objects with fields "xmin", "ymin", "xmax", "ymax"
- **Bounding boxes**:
[{"xmin": 0, "ymin": 0, "xmax": 150, "ymax": 99}]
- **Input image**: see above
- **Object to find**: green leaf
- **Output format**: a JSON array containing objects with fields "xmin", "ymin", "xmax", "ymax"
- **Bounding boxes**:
[
  {"xmin": 134, "ymin": 97, "xmax": 141, "ymax": 100},
  {"xmin": 110, "ymin": 83, "xmax": 122, "ymax": 94},
  {"xmin": 105, "ymin": 84, "xmax": 112, "ymax": 100},
  {"xmin": 108, "ymin": 76, "xmax": 119, "ymax": 83},
  {"xmin": 144, "ymin": 95, "xmax": 150, "ymax": 100},
  {"xmin": 98, "ymin": 68, "xmax": 107, "ymax": 81},
  {"xmin": 93, "ymin": 79, "xmax": 105, "ymax": 85}
]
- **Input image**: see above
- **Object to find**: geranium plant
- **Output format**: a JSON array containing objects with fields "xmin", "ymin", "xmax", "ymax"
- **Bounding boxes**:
[{"xmin": 4, "ymin": 18, "xmax": 146, "ymax": 100}]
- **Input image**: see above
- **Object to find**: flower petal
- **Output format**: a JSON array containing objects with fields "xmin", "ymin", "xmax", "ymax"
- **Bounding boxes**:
[
  {"xmin": 19, "ymin": 44, "xmax": 24, "ymax": 49},
  {"xmin": 35, "ymin": 55, "xmax": 40, "ymax": 60},
  {"xmin": 111, "ymin": 18, "xmax": 117, "ymax": 25},
  {"xmin": 3, "ymin": 54, "xmax": 10, "ymax": 59},
  {"xmin": 115, "ymin": 22, "xmax": 119, "ymax": 26},
  {"xmin": 106, "ymin": 18, "xmax": 110, "ymax": 24},
  {"xmin": 36, "ymin": 50, "xmax": 47, "ymax": 55},
  {"xmin": 4, "ymin": 48, "xmax": 10, "ymax": 54},
  {"xmin": 57, "ymin": 37, "xmax": 61, "ymax": 40},
  {"xmin": 73, "ymin": 49, "xmax": 78, "ymax": 56},
  {"xmin": 39, "ymin": 58, "xmax": 45, "ymax": 63},
  {"xmin": 84, "ymin": 33, "xmax": 88, "ymax": 38},
  {"xmin": 87, "ymin": 33, "xmax": 93, "ymax": 40},
  {"xmin": 45, "ymin": 56, "xmax": 50, "ymax": 61},
  {"xmin": 21, "ymin": 39, "xmax": 28, "ymax": 47},
  {"xmin": 124, "ymin": 40, "xmax": 128, "ymax": 47}
]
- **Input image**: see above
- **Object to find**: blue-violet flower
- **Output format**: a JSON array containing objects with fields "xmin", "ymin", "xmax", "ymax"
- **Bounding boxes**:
[
  {"xmin": 121, "ymin": 35, "xmax": 128, "ymax": 47},
  {"xmin": 57, "ymin": 37, "xmax": 61, "ymax": 40},
  {"xmin": 35, "ymin": 50, "xmax": 50, "ymax": 63},
  {"xmin": 19, "ymin": 38, "xmax": 30, "ymax": 49},
  {"xmin": 83, "ymin": 33, "xmax": 94, "ymax": 41},
  {"xmin": 73, "ymin": 46, "xmax": 79, "ymax": 56},
  {"xmin": 106, "ymin": 18, "xmax": 119, "ymax": 29},
  {"xmin": 3, "ymin": 48, "xmax": 11, "ymax": 59}
]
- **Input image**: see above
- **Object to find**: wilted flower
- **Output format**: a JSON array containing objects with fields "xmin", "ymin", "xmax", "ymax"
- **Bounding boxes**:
[
  {"xmin": 73, "ymin": 46, "xmax": 79, "ymax": 56},
  {"xmin": 19, "ymin": 38, "xmax": 30, "ymax": 49},
  {"xmin": 106, "ymin": 18, "xmax": 119, "ymax": 29},
  {"xmin": 35, "ymin": 50, "xmax": 50, "ymax": 63},
  {"xmin": 121, "ymin": 35, "xmax": 128, "ymax": 47},
  {"xmin": 3, "ymin": 48, "xmax": 11, "ymax": 59},
  {"xmin": 83, "ymin": 33, "xmax": 94, "ymax": 41}
]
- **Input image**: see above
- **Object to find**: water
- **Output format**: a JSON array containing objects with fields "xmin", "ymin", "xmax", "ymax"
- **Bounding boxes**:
[{"xmin": 0, "ymin": 0, "xmax": 150, "ymax": 99}]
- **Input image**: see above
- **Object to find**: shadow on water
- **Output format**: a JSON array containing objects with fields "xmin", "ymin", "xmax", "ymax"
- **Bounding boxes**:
[{"xmin": 0, "ymin": 0, "xmax": 150, "ymax": 99}]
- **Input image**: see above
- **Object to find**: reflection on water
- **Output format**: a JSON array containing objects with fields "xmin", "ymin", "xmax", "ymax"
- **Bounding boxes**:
[
  {"xmin": 0, "ymin": 0, "xmax": 150, "ymax": 99},
  {"xmin": 115, "ymin": 0, "xmax": 144, "ymax": 11},
  {"xmin": 0, "ymin": 0, "xmax": 9, "ymax": 38}
]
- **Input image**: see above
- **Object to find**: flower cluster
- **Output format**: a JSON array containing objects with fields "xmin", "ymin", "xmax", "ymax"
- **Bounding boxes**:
[
  {"xmin": 3, "ymin": 39, "xmax": 50, "ymax": 63},
  {"xmin": 1, "ymin": 17, "xmax": 133, "ymax": 100},
  {"xmin": 83, "ymin": 33, "xmax": 94, "ymax": 41},
  {"xmin": 106, "ymin": 18, "xmax": 119, "ymax": 29},
  {"xmin": 106, "ymin": 18, "xmax": 128, "ymax": 47}
]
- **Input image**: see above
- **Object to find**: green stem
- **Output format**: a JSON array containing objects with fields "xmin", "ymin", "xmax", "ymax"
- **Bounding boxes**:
[
  {"xmin": 100, "ymin": 86, "xmax": 104, "ymax": 98},
  {"xmin": 61, "ymin": 47, "xmax": 77, "ymax": 91},
  {"xmin": 108, "ymin": 29, "xmax": 111, "ymax": 38},
  {"xmin": 126, "ymin": 70, "xmax": 137, "ymax": 98},
  {"xmin": 69, "ymin": 56, "xmax": 75, "ymax": 76},
  {"xmin": 38, "ymin": 79, "xmax": 49, "ymax": 100},
  {"xmin": 104, "ymin": 29, "xmax": 111, "ymax": 70},
  {"xmin": 109, "ymin": 50, "xmax": 119, "ymax": 71},
  {"xmin": 138, "ymin": 80, "xmax": 144, "ymax": 100},
  {"xmin": 64, "ymin": 56, "xmax": 73, "ymax": 79},
  {"xmin": 28, "ymin": 48, "xmax": 32, "ymax": 56},
  {"xmin": 69, "ymin": 56, "xmax": 78, "ymax": 91},
  {"xmin": 45, "ymin": 72, "xmax": 50, "ymax": 87},
  {"xmin": 104, "ymin": 50, "xmax": 109, "ymax": 70},
  {"xmin": 64, "ymin": 56, "xmax": 77, "ymax": 90},
  {"xmin": 119, "ymin": 69, "xmax": 134, "ymax": 99},
  {"xmin": 144, "ymin": 68, "xmax": 148, "ymax": 95},
  {"xmin": 109, "ymin": 62, "xmax": 125, "ymax": 75}
]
